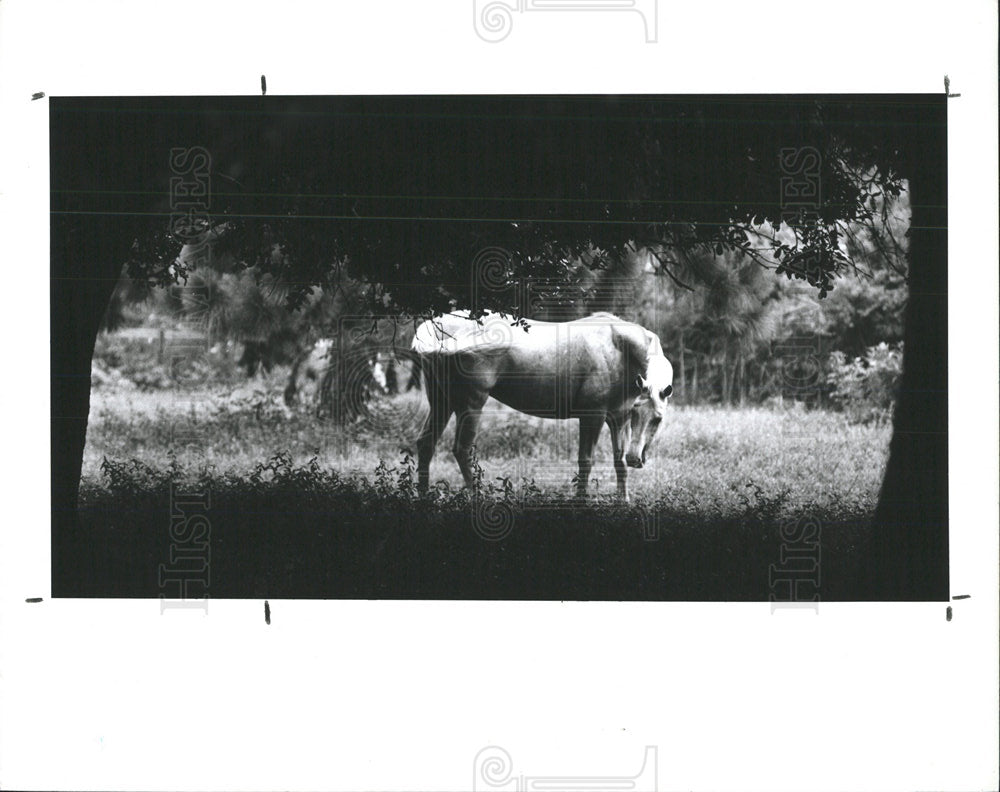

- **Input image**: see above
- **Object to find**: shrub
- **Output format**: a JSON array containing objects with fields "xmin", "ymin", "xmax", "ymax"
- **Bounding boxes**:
[
  {"xmin": 827, "ymin": 342, "xmax": 903, "ymax": 424},
  {"xmin": 100, "ymin": 455, "xmax": 172, "ymax": 496},
  {"xmin": 92, "ymin": 331, "xmax": 247, "ymax": 391}
]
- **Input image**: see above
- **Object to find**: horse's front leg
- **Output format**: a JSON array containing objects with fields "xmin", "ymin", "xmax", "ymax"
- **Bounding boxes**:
[
  {"xmin": 576, "ymin": 415, "xmax": 604, "ymax": 499},
  {"xmin": 606, "ymin": 414, "xmax": 630, "ymax": 502}
]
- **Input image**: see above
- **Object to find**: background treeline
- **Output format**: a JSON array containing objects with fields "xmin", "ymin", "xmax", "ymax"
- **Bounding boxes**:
[{"xmin": 99, "ymin": 188, "xmax": 909, "ymax": 424}]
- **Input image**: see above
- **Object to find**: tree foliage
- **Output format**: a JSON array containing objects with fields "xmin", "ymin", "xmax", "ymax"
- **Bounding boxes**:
[{"xmin": 68, "ymin": 95, "xmax": 922, "ymax": 323}]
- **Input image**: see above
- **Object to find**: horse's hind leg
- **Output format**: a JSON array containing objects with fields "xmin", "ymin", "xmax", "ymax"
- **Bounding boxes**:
[
  {"xmin": 414, "ymin": 355, "xmax": 453, "ymax": 493},
  {"xmin": 417, "ymin": 399, "xmax": 452, "ymax": 494},
  {"xmin": 453, "ymin": 393, "xmax": 488, "ymax": 488}
]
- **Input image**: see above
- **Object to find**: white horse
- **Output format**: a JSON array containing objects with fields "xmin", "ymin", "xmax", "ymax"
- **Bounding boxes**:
[{"xmin": 412, "ymin": 311, "xmax": 673, "ymax": 500}]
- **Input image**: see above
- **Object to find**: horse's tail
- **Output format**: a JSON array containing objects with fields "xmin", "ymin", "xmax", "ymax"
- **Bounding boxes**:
[
  {"xmin": 412, "ymin": 319, "xmax": 455, "ymax": 403},
  {"xmin": 412, "ymin": 349, "xmax": 447, "ymax": 406},
  {"xmin": 398, "ymin": 348, "xmax": 422, "ymax": 392}
]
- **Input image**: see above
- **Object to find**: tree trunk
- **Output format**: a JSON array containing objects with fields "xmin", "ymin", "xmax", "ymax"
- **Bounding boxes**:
[
  {"xmin": 51, "ymin": 215, "xmax": 126, "ymax": 594},
  {"xmin": 678, "ymin": 332, "xmax": 686, "ymax": 404},
  {"xmin": 871, "ymin": 104, "xmax": 949, "ymax": 600},
  {"xmin": 720, "ymin": 351, "xmax": 730, "ymax": 405},
  {"xmin": 738, "ymin": 354, "xmax": 746, "ymax": 407}
]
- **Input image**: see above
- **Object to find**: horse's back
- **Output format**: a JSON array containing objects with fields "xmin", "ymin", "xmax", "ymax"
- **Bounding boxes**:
[{"xmin": 412, "ymin": 311, "xmax": 511, "ymax": 355}]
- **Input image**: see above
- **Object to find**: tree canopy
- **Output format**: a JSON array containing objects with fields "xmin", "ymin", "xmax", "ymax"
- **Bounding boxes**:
[{"xmin": 53, "ymin": 95, "xmax": 927, "ymax": 317}]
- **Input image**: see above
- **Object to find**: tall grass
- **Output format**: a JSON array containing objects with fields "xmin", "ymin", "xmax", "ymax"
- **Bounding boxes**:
[
  {"xmin": 66, "ymin": 386, "xmax": 893, "ymax": 599},
  {"xmin": 84, "ymin": 387, "xmax": 890, "ymax": 518}
]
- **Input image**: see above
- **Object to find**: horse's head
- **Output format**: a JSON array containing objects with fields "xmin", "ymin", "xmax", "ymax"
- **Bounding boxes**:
[{"xmin": 626, "ymin": 355, "xmax": 673, "ymax": 468}]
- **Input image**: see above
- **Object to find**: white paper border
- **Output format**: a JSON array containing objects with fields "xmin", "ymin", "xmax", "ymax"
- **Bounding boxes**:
[{"xmin": 0, "ymin": 2, "xmax": 997, "ymax": 790}]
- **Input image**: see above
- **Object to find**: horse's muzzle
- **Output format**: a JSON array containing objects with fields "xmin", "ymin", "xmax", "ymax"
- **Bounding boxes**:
[{"xmin": 625, "ymin": 453, "xmax": 643, "ymax": 469}]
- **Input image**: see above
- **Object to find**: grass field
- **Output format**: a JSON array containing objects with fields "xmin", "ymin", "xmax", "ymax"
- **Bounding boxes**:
[
  {"xmin": 84, "ymin": 385, "xmax": 889, "ymax": 515},
  {"xmin": 67, "ymin": 383, "xmax": 893, "ymax": 600}
]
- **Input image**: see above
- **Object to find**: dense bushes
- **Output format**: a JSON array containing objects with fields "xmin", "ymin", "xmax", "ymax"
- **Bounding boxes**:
[
  {"xmin": 827, "ymin": 342, "xmax": 903, "ymax": 424},
  {"xmin": 91, "ymin": 331, "xmax": 246, "ymax": 391}
]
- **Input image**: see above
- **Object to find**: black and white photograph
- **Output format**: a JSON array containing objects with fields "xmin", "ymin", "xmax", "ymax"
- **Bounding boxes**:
[
  {"xmin": 1, "ymin": 2, "xmax": 997, "ymax": 791},
  {"xmin": 47, "ymin": 92, "xmax": 947, "ymax": 603}
]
